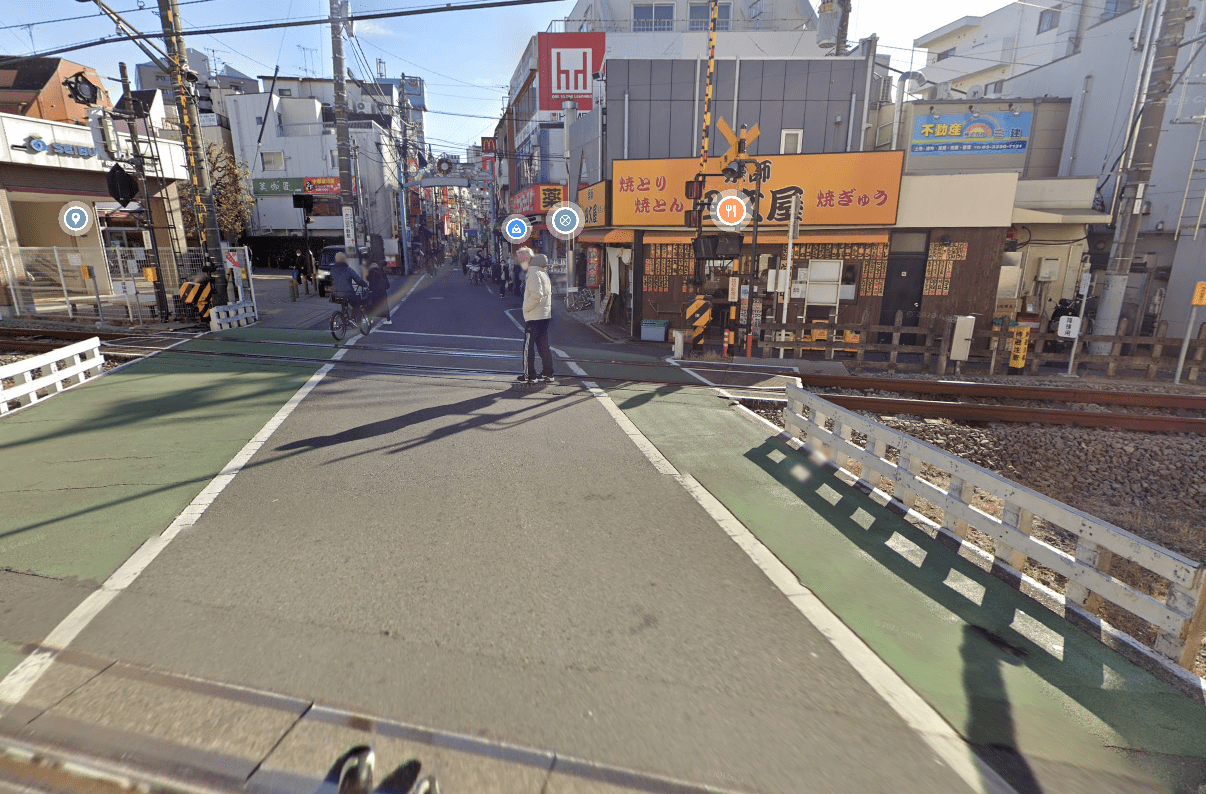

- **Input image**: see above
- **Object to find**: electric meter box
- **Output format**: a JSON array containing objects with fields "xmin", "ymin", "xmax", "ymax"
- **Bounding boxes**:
[
  {"xmin": 950, "ymin": 315, "xmax": 976, "ymax": 361},
  {"xmin": 1037, "ymin": 256, "xmax": 1061, "ymax": 282}
]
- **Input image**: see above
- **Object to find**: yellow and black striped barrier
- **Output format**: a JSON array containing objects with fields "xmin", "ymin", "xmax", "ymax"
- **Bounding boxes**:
[
  {"xmin": 686, "ymin": 295, "xmax": 712, "ymax": 345},
  {"xmin": 179, "ymin": 279, "xmax": 212, "ymax": 320}
]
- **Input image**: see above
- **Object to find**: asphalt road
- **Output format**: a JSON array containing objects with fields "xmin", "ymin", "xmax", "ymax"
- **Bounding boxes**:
[{"xmin": 12, "ymin": 267, "xmax": 973, "ymax": 793}]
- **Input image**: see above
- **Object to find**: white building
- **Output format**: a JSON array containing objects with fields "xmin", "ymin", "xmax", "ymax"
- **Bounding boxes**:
[
  {"xmin": 226, "ymin": 92, "xmax": 400, "ymax": 246},
  {"xmin": 914, "ymin": 0, "xmax": 1205, "ymax": 336}
]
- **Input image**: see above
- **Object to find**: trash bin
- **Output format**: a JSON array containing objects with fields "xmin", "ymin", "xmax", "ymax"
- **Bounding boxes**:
[{"xmin": 641, "ymin": 318, "xmax": 670, "ymax": 342}]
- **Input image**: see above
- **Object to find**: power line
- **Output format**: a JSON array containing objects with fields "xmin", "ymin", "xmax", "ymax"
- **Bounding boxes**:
[
  {"xmin": 356, "ymin": 37, "xmax": 507, "ymax": 90},
  {"xmin": 0, "ymin": 0, "xmax": 217, "ymax": 32},
  {"xmin": 0, "ymin": 0, "xmax": 565, "ymax": 66}
]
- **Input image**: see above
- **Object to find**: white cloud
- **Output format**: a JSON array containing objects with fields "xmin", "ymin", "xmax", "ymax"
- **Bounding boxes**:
[{"xmin": 355, "ymin": 20, "xmax": 396, "ymax": 38}]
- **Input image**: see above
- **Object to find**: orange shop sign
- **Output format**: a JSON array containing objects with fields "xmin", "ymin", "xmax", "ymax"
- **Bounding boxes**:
[
  {"xmin": 611, "ymin": 151, "xmax": 904, "ymax": 227},
  {"xmin": 303, "ymin": 176, "xmax": 340, "ymax": 194},
  {"xmin": 511, "ymin": 184, "xmax": 566, "ymax": 216},
  {"xmin": 582, "ymin": 180, "xmax": 608, "ymax": 227}
]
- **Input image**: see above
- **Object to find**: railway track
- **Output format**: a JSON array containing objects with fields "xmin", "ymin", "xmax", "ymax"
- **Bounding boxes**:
[{"xmin": 0, "ymin": 327, "xmax": 161, "ymax": 358}]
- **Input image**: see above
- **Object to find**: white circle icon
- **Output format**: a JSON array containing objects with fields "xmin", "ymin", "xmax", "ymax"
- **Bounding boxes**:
[
  {"xmin": 546, "ymin": 202, "xmax": 583, "ymax": 241},
  {"xmin": 502, "ymin": 214, "xmax": 531, "ymax": 244},
  {"xmin": 710, "ymin": 190, "xmax": 753, "ymax": 231},
  {"xmin": 58, "ymin": 201, "xmax": 93, "ymax": 237}
]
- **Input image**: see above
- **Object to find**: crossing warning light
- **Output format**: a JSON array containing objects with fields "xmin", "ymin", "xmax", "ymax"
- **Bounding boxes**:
[
  {"xmin": 106, "ymin": 164, "xmax": 139, "ymax": 207},
  {"xmin": 684, "ymin": 178, "xmax": 705, "ymax": 200}
]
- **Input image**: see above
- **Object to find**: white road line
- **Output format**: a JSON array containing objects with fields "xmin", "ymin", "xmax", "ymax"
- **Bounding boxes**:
[
  {"xmin": 664, "ymin": 356, "xmax": 718, "ymax": 387},
  {"xmin": 503, "ymin": 308, "xmax": 525, "ymax": 332},
  {"xmin": 0, "ymin": 338, "xmax": 360, "ymax": 709},
  {"xmin": 384, "ymin": 274, "xmax": 426, "ymax": 323},
  {"xmin": 371, "ymin": 330, "xmax": 522, "ymax": 342},
  {"xmin": 572, "ymin": 357, "xmax": 1015, "ymax": 794}
]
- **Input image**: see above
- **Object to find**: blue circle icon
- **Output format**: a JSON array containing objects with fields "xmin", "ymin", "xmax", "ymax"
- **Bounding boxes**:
[
  {"xmin": 502, "ymin": 214, "xmax": 531, "ymax": 243},
  {"xmin": 545, "ymin": 202, "xmax": 583, "ymax": 241},
  {"xmin": 65, "ymin": 208, "xmax": 87, "ymax": 231},
  {"xmin": 58, "ymin": 201, "xmax": 93, "ymax": 237}
]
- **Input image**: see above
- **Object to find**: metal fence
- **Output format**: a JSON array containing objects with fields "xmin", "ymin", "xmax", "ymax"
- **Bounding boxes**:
[{"xmin": 0, "ymin": 246, "xmax": 254, "ymax": 325}]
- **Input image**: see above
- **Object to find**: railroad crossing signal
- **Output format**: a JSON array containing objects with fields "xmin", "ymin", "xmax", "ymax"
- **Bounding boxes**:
[
  {"xmin": 717, "ymin": 118, "xmax": 760, "ymax": 169},
  {"xmin": 686, "ymin": 295, "xmax": 713, "ymax": 345}
]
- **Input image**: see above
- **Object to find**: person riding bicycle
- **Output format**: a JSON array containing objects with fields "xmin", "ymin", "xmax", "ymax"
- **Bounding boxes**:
[{"xmin": 330, "ymin": 252, "xmax": 368, "ymax": 307}]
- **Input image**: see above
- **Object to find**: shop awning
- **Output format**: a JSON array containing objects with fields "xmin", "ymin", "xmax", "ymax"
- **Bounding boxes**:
[
  {"xmin": 1012, "ymin": 207, "xmax": 1111, "ymax": 224},
  {"xmin": 642, "ymin": 231, "xmax": 695, "ymax": 243},
  {"xmin": 578, "ymin": 228, "xmax": 635, "ymax": 244}
]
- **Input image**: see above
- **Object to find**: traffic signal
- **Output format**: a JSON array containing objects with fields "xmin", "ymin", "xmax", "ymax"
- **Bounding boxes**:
[
  {"xmin": 684, "ymin": 178, "xmax": 705, "ymax": 200},
  {"xmin": 106, "ymin": 164, "xmax": 139, "ymax": 207},
  {"xmin": 292, "ymin": 193, "xmax": 315, "ymax": 212}
]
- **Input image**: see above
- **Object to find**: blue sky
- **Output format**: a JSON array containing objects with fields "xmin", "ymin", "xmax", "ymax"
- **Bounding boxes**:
[{"xmin": 0, "ymin": 1, "xmax": 1013, "ymax": 154}]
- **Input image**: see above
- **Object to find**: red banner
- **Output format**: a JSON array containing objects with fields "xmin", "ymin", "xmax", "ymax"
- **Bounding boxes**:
[
  {"xmin": 303, "ymin": 176, "xmax": 339, "ymax": 194},
  {"xmin": 511, "ymin": 184, "xmax": 565, "ymax": 216},
  {"xmin": 538, "ymin": 32, "xmax": 605, "ymax": 111}
]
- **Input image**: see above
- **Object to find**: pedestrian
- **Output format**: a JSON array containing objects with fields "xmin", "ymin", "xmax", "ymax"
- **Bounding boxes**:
[
  {"xmin": 366, "ymin": 263, "xmax": 390, "ymax": 324},
  {"xmin": 517, "ymin": 249, "xmax": 554, "ymax": 383},
  {"xmin": 461, "ymin": 248, "xmax": 469, "ymax": 276},
  {"xmin": 511, "ymin": 257, "xmax": 522, "ymax": 297},
  {"xmin": 499, "ymin": 257, "xmax": 508, "ymax": 299}
]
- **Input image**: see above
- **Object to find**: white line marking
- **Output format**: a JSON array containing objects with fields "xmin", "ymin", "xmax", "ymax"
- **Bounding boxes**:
[
  {"xmin": 371, "ymin": 330, "xmax": 522, "ymax": 342},
  {"xmin": 503, "ymin": 308, "xmax": 525, "ymax": 332},
  {"xmin": 575, "ymin": 370, "xmax": 1016, "ymax": 794},
  {"xmin": 0, "ymin": 338, "xmax": 360, "ymax": 709},
  {"xmin": 664, "ymin": 356, "xmax": 719, "ymax": 387}
]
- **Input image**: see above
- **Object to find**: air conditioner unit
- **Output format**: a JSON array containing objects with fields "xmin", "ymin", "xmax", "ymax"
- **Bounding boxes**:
[
  {"xmin": 967, "ymin": 86, "xmax": 985, "ymax": 99},
  {"xmin": 934, "ymin": 81, "xmax": 953, "ymax": 100},
  {"xmin": 357, "ymin": 102, "xmax": 366, "ymax": 110}
]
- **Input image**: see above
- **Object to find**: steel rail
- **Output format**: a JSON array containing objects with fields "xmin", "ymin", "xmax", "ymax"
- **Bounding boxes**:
[{"xmin": 820, "ymin": 394, "xmax": 1206, "ymax": 434}]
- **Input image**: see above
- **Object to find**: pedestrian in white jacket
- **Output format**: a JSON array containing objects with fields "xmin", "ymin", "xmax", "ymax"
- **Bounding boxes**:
[{"xmin": 518, "ymin": 250, "xmax": 555, "ymax": 382}]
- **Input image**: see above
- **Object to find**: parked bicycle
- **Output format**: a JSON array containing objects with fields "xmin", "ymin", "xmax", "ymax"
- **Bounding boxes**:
[
  {"xmin": 566, "ymin": 287, "xmax": 596, "ymax": 313},
  {"xmin": 330, "ymin": 286, "xmax": 372, "ymax": 341}
]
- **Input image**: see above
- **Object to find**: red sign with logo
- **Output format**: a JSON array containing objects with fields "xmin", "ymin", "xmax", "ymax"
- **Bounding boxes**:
[
  {"xmin": 482, "ymin": 155, "xmax": 495, "ymax": 177},
  {"xmin": 511, "ymin": 184, "xmax": 566, "ymax": 216},
  {"xmin": 304, "ymin": 176, "xmax": 340, "ymax": 194},
  {"xmin": 538, "ymin": 32, "xmax": 605, "ymax": 111},
  {"xmin": 481, "ymin": 137, "xmax": 497, "ymax": 154}
]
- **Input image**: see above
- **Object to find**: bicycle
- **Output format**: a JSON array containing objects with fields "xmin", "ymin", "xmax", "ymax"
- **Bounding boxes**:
[
  {"xmin": 566, "ymin": 287, "xmax": 596, "ymax": 313},
  {"xmin": 330, "ymin": 288, "xmax": 372, "ymax": 341}
]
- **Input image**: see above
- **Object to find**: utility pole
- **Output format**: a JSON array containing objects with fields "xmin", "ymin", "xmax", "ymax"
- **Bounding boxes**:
[
  {"xmin": 330, "ymin": 0, "xmax": 359, "ymax": 270},
  {"xmin": 834, "ymin": 0, "xmax": 851, "ymax": 57},
  {"xmin": 398, "ymin": 75, "xmax": 412, "ymax": 275},
  {"xmin": 157, "ymin": 0, "xmax": 227, "ymax": 304},
  {"xmin": 1094, "ymin": 0, "xmax": 1192, "ymax": 350},
  {"xmin": 117, "ymin": 62, "xmax": 170, "ymax": 319}
]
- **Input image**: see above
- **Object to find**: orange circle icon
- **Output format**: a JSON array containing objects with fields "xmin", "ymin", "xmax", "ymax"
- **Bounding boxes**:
[{"xmin": 716, "ymin": 196, "xmax": 747, "ymax": 225}]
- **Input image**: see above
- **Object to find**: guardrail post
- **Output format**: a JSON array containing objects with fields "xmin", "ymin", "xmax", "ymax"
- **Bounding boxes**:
[
  {"xmin": 893, "ymin": 450, "xmax": 921, "ymax": 511},
  {"xmin": 1188, "ymin": 320, "xmax": 1206, "ymax": 383},
  {"xmin": 1065, "ymin": 540, "xmax": 1113, "ymax": 613},
  {"xmin": 51, "ymin": 247, "xmax": 75, "ymax": 320},
  {"xmin": 889, "ymin": 310, "xmax": 903, "ymax": 374},
  {"xmin": 996, "ymin": 503, "xmax": 1032, "ymax": 571},
  {"xmin": 1148, "ymin": 320, "xmax": 1168, "ymax": 380},
  {"xmin": 1108, "ymin": 318, "xmax": 1129, "ymax": 377},
  {"xmin": 1155, "ymin": 572, "xmax": 1206, "ymax": 669},
  {"xmin": 854, "ymin": 311, "xmax": 870, "ymax": 372},
  {"xmin": 942, "ymin": 475, "xmax": 974, "ymax": 539}
]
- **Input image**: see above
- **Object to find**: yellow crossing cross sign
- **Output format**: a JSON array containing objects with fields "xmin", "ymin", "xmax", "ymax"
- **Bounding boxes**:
[
  {"xmin": 686, "ymin": 295, "xmax": 713, "ymax": 345},
  {"xmin": 717, "ymin": 118, "xmax": 760, "ymax": 169},
  {"xmin": 1193, "ymin": 281, "xmax": 1206, "ymax": 306}
]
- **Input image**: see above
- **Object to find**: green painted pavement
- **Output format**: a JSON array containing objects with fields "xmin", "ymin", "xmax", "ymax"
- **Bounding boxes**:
[
  {"xmin": 606, "ymin": 383, "xmax": 1206, "ymax": 794},
  {"xmin": 0, "ymin": 328, "xmax": 337, "ymax": 587}
]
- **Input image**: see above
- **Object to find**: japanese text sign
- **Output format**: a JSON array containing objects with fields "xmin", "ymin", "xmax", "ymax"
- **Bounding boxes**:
[
  {"xmin": 304, "ymin": 176, "xmax": 341, "ymax": 194},
  {"xmin": 253, "ymin": 177, "xmax": 305, "ymax": 196},
  {"xmin": 910, "ymin": 111, "xmax": 1032, "ymax": 157},
  {"xmin": 582, "ymin": 180, "xmax": 609, "ymax": 227},
  {"xmin": 610, "ymin": 151, "xmax": 904, "ymax": 227},
  {"xmin": 538, "ymin": 32, "xmax": 605, "ymax": 111},
  {"xmin": 511, "ymin": 184, "xmax": 566, "ymax": 216}
]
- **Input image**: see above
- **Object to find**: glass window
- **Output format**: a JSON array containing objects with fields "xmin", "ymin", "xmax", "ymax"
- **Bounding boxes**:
[
  {"xmin": 633, "ymin": 3, "xmax": 674, "ymax": 32},
  {"xmin": 780, "ymin": 129, "xmax": 802, "ymax": 154},
  {"xmin": 689, "ymin": 3, "xmax": 731, "ymax": 31},
  {"xmin": 936, "ymin": 47, "xmax": 955, "ymax": 62},
  {"xmin": 260, "ymin": 151, "xmax": 285, "ymax": 171},
  {"xmin": 279, "ymin": 88, "xmax": 293, "ymax": 96},
  {"xmin": 1037, "ymin": 8, "xmax": 1060, "ymax": 34}
]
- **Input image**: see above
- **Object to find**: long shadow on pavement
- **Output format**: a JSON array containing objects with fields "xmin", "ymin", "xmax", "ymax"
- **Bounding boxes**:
[{"xmin": 741, "ymin": 437, "xmax": 1206, "ymax": 794}]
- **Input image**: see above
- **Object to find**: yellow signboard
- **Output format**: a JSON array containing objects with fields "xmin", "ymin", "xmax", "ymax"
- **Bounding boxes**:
[
  {"xmin": 611, "ymin": 151, "xmax": 904, "ymax": 228},
  {"xmin": 1193, "ymin": 281, "xmax": 1206, "ymax": 306},
  {"xmin": 582, "ymin": 180, "xmax": 609, "ymax": 227},
  {"xmin": 1009, "ymin": 326, "xmax": 1031, "ymax": 369}
]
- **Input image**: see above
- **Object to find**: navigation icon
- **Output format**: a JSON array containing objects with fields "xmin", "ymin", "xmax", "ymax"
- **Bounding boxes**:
[
  {"xmin": 546, "ymin": 202, "xmax": 584, "ymax": 241},
  {"xmin": 502, "ymin": 214, "xmax": 531, "ymax": 244},
  {"xmin": 58, "ymin": 201, "xmax": 93, "ymax": 237}
]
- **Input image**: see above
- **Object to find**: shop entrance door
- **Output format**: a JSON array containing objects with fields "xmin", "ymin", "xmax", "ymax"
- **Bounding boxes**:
[{"xmin": 879, "ymin": 231, "xmax": 929, "ymax": 345}]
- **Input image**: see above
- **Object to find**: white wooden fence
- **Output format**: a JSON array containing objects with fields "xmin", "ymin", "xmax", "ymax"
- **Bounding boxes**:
[
  {"xmin": 209, "ymin": 300, "xmax": 257, "ymax": 331},
  {"xmin": 1, "ymin": 337, "xmax": 105, "ymax": 416},
  {"xmin": 784, "ymin": 383, "xmax": 1206, "ymax": 697}
]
